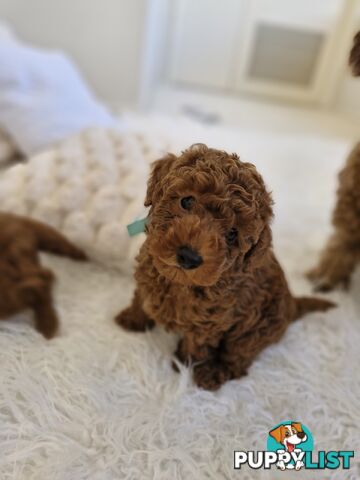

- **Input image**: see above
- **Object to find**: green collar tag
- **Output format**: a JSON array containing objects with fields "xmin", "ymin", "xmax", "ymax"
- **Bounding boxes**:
[{"xmin": 127, "ymin": 217, "xmax": 148, "ymax": 237}]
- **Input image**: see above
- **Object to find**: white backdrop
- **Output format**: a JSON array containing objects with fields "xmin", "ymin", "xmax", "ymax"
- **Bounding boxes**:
[
  {"xmin": 0, "ymin": 0, "xmax": 358, "ymax": 118},
  {"xmin": 0, "ymin": 0, "xmax": 147, "ymax": 108}
]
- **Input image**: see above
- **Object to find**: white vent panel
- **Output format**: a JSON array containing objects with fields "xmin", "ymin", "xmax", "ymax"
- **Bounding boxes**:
[{"xmin": 248, "ymin": 24, "xmax": 324, "ymax": 86}]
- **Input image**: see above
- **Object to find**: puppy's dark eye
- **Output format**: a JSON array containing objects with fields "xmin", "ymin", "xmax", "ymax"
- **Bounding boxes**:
[
  {"xmin": 226, "ymin": 228, "xmax": 238, "ymax": 246},
  {"xmin": 180, "ymin": 196, "xmax": 195, "ymax": 210}
]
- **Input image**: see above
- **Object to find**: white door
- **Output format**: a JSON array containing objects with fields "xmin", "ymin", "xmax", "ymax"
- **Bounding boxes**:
[{"xmin": 168, "ymin": 0, "xmax": 246, "ymax": 89}]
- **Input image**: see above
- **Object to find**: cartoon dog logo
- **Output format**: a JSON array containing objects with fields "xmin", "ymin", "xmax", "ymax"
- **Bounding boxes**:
[{"xmin": 269, "ymin": 422, "xmax": 307, "ymax": 470}]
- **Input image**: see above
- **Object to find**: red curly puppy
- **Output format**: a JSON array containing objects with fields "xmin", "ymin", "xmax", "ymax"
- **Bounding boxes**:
[
  {"xmin": 308, "ymin": 32, "xmax": 360, "ymax": 291},
  {"xmin": 116, "ymin": 145, "xmax": 334, "ymax": 390},
  {"xmin": 0, "ymin": 213, "xmax": 86, "ymax": 338}
]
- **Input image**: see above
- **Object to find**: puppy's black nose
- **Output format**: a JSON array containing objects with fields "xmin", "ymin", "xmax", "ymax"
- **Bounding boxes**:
[
  {"xmin": 297, "ymin": 431, "xmax": 305, "ymax": 439},
  {"xmin": 176, "ymin": 246, "xmax": 203, "ymax": 270}
]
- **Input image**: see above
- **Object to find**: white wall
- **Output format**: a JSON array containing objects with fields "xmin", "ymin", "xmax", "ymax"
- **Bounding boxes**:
[
  {"xmin": 0, "ymin": 0, "xmax": 147, "ymax": 108},
  {"xmin": 334, "ymin": 3, "xmax": 360, "ymax": 119}
]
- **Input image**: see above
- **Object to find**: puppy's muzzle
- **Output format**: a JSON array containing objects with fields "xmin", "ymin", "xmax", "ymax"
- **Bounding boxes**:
[
  {"xmin": 297, "ymin": 432, "xmax": 306, "ymax": 440},
  {"xmin": 176, "ymin": 246, "xmax": 203, "ymax": 270}
]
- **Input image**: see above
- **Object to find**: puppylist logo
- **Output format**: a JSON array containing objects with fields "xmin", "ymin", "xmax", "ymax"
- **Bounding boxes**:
[{"xmin": 234, "ymin": 421, "xmax": 354, "ymax": 471}]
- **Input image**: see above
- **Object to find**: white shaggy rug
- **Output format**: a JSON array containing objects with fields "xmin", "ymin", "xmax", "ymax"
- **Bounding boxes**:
[{"xmin": 0, "ymin": 116, "xmax": 359, "ymax": 479}]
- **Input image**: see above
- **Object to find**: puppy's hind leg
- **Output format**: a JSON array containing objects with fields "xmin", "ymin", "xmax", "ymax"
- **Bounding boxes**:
[{"xmin": 115, "ymin": 290, "xmax": 155, "ymax": 332}]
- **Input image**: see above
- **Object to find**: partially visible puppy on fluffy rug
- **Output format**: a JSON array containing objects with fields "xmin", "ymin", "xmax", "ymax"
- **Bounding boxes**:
[
  {"xmin": 0, "ymin": 213, "xmax": 86, "ymax": 338},
  {"xmin": 308, "ymin": 32, "xmax": 360, "ymax": 291},
  {"xmin": 116, "ymin": 145, "xmax": 334, "ymax": 390}
]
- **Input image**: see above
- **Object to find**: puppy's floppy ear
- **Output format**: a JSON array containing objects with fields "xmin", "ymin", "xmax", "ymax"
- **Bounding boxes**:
[
  {"xmin": 291, "ymin": 422, "xmax": 303, "ymax": 433},
  {"xmin": 144, "ymin": 154, "xmax": 177, "ymax": 207},
  {"xmin": 233, "ymin": 161, "xmax": 273, "ymax": 270},
  {"xmin": 244, "ymin": 224, "xmax": 272, "ymax": 270},
  {"xmin": 269, "ymin": 425, "xmax": 285, "ymax": 444}
]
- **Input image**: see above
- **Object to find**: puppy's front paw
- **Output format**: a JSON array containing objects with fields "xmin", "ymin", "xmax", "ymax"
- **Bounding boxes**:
[
  {"xmin": 193, "ymin": 361, "xmax": 231, "ymax": 391},
  {"xmin": 307, "ymin": 265, "xmax": 351, "ymax": 292},
  {"xmin": 115, "ymin": 308, "xmax": 155, "ymax": 332},
  {"xmin": 306, "ymin": 251, "xmax": 354, "ymax": 292}
]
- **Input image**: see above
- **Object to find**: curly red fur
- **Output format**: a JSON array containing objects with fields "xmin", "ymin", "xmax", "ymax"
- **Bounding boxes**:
[
  {"xmin": 0, "ymin": 212, "xmax": 86, "ymax": 338},
  {"xmin": 350, "ymin": 31, "xmax": 360, "ymax": 76},
  {"xmin": 116, "ymin": 145, "xmax": 334, "ymax": 390}
]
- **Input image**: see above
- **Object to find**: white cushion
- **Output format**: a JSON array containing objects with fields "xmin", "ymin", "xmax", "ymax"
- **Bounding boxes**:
[{"xmin": 0, "ymin": 24, "xmax": 115, "ymax": 156}]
